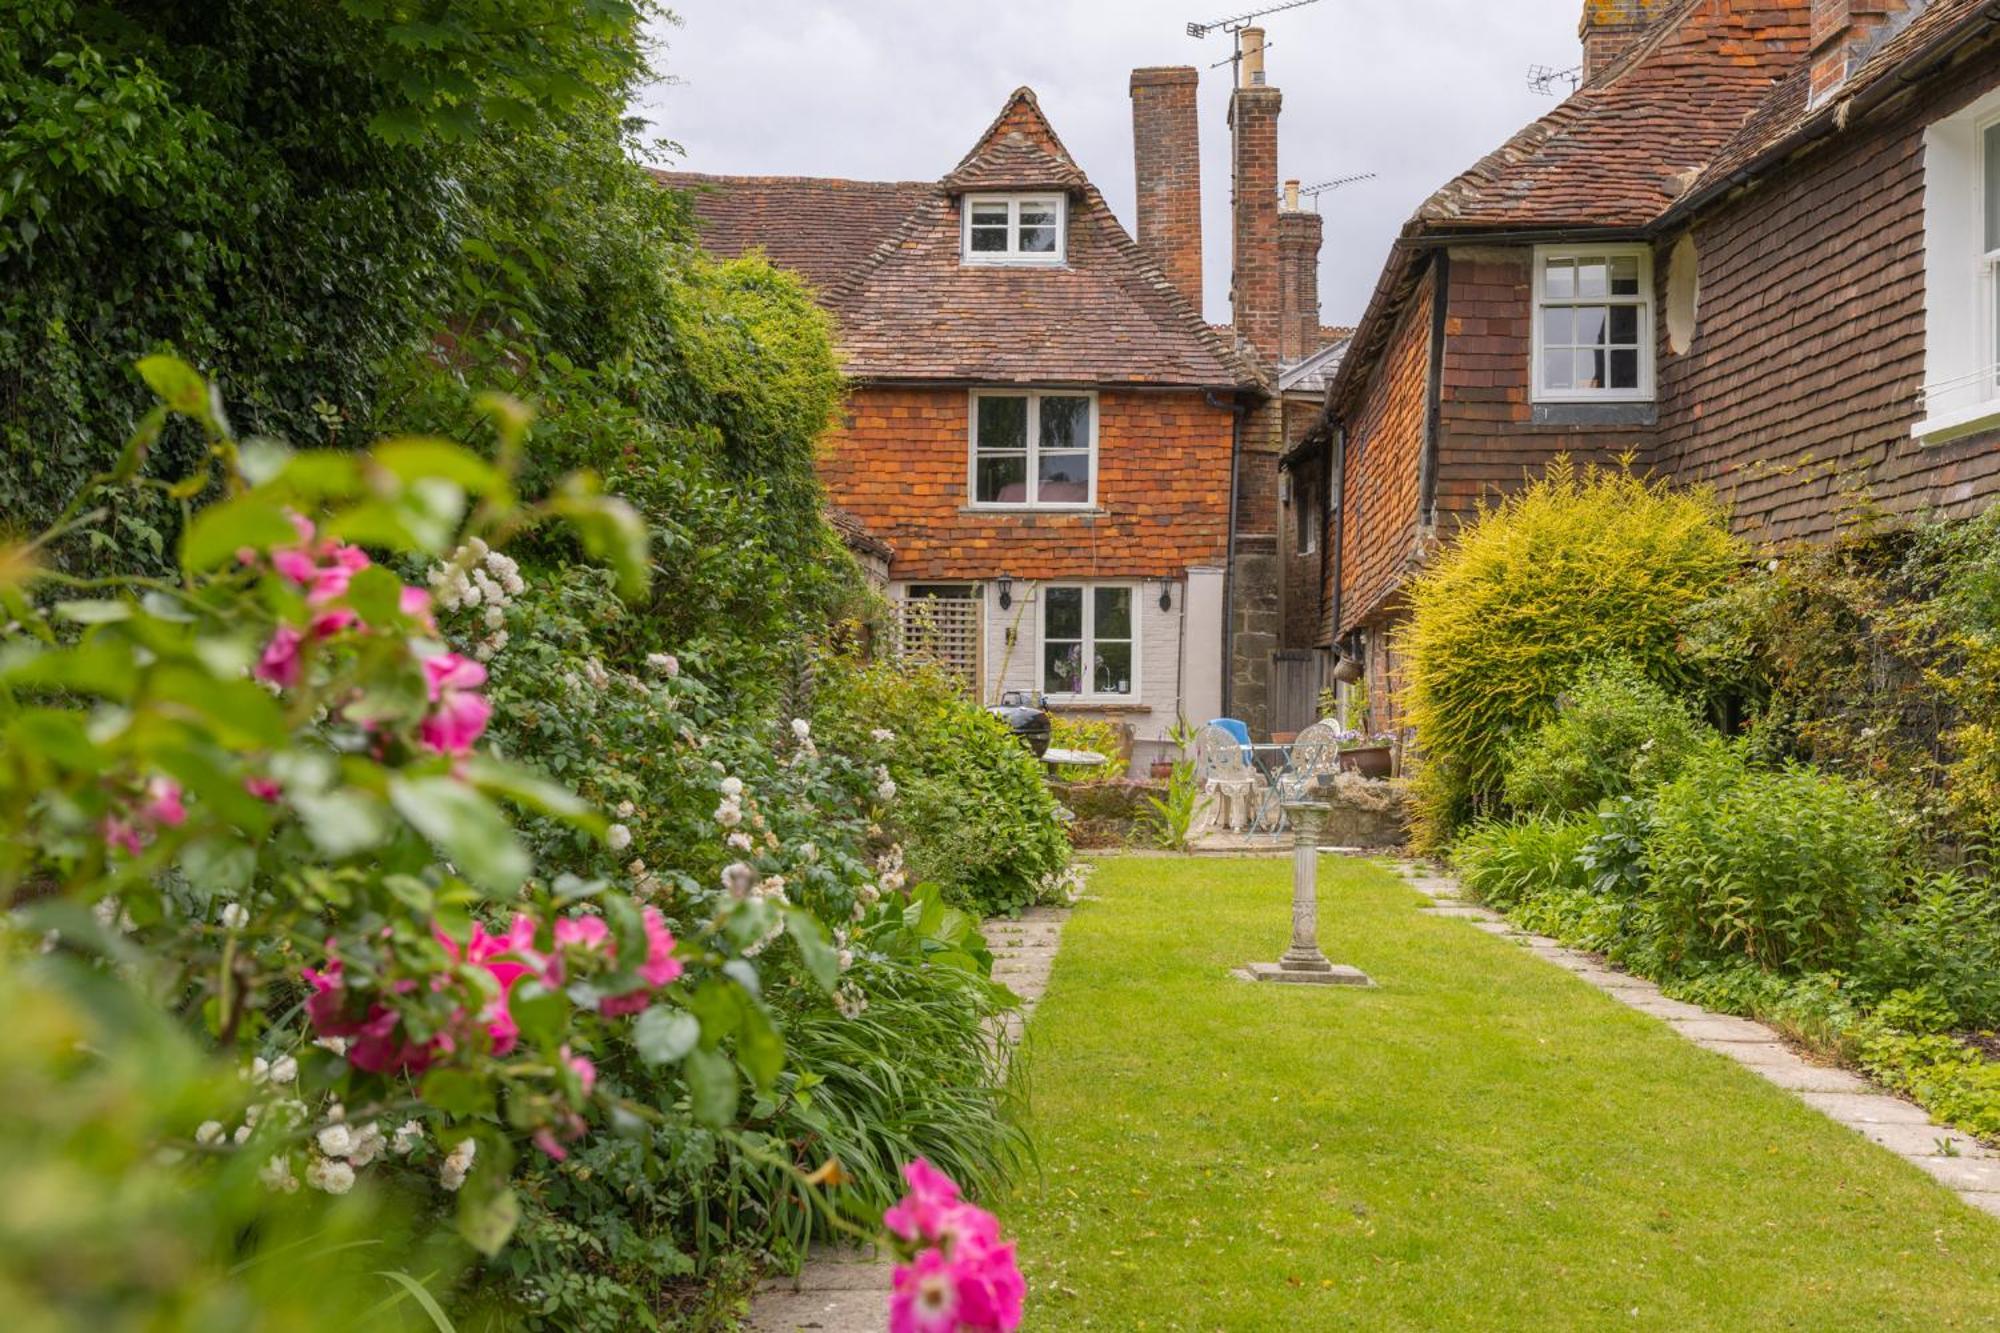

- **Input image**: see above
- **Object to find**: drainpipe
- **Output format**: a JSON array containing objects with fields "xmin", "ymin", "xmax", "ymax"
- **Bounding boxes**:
[
  {"xmin": 1325, "ymin": 422, "xmax": 1344, "ymax": 648},
  {"xmin": 1208, "ymin": 388, "xmax": 1249, "ymax": 719}
]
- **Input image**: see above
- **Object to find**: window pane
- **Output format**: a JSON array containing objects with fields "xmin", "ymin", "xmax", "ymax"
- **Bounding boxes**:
[
  {"xmin": 1608, "ymin": 348, "xmax": 1639, "ymax": 388},
  {"xmin": 1544, "ymin": 258, "xmax": 1575, "ymax": 299},
  {"xmin": 1543, "ymin": 306, "xmax": 1574, "ymax": 345},
  {"xmin": 1019, "ymin": 223, "xmax": 1058, "ymax": 253},
  {"xmin": 1543, "ymin": 348, "xmax": 1574, "ymax": 391},
  {"xmin": 1044, "ymin": 586, "xmax": 1083, "ymax": 639},
  {"xmin": 976, "ymin": 395, "xmax": 1026, "ymax": 451},
  {"xmin": 1573, "ymin": 306, "xmax": 1608, "ymax": 346},
  {"xmin": 1037, "ymin": 452, "xmax": 1090, "ymax": 503},
  {"xmin": 969, "ymin": 226, "xmax": 1009, "ymax": 253},
  {"xmin": 1609, "ymin": 255, "xmax": 1641, "ymax": 295},
  {"xmin": 1576, "ymin": 349, "xmax": 1605, "ymax": 390},
  {"xmin": 975, "ymin": 454, "xmax": 1026, "ymax": 503},
  {"xmin": 1043, "ymin": 641, "xmax": 1083, "ymax": 695},
  {"xmin": 1040, "ymin": 395, "xmax": 1089, "ymax": 451},
  {"xmin": 970, "ymin": 203, "xmax": 1009, "ymax": 226},
  {"xmin": 1576, "ymin": 260, "xmax": 1609, "ymax": 298},
  {"xmin": 1094, "ymin": 587, "xmax": 1131, "ymax": 639},
  {"xmin": 1094, "ymin": 642, "xmax": 1132, "ymax": 695},
  {"xmin": 1986, "ymin": 125, "xmax": 2000, "ymax": 253},
  {"xmin": 1608, "ymin": 305, "xmax": 1639, "ymax": 344}
]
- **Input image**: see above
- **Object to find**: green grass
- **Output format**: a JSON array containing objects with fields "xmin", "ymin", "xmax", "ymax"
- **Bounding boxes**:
[{"xmin": 998, "ymin": 854, "xmax": 2000, "ymax": 1330}]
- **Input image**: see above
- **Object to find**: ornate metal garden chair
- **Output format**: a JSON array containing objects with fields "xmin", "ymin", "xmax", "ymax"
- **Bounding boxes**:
[
  {"xmin": 1191, "ymin": 722, "xmax": 1261, "ymax": 834},
  {"xmin": 1277, "ymin": 720, "xmax": 1348, "ymax": 805}
]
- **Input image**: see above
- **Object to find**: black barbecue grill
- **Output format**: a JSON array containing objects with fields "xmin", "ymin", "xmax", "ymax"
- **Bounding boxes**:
[{"xmin": 986, "ymin": 691, "xmax": 1052, "ymax": 758}]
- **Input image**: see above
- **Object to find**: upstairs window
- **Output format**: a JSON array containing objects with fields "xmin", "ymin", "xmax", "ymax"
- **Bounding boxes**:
[
  {"xmin": 1042, "ymin": 585, "xmax": 1136, "ymax": 699},
  {"xmin": 962, "ymin": 194, "xmax": 1065, "ymax": 265},
  {"xmin": 1532, "ymin": 245, "xmax": 1654, "ymax": 402},
  {"xmin": 969, "ymin": 390, "xmax": 1094, "ymax": 507},
  {"xmin": 1916, "ymin": 90, "xmax": 2000, "ymax": 443}
]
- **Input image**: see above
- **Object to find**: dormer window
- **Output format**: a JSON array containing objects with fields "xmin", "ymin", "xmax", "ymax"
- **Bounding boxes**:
[{"xmin": 962, "ymin": 194, "xmax": 1066, "ymax": 266}]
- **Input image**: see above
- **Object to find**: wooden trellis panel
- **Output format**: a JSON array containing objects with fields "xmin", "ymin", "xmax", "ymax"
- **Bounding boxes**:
[{"xmin": 894, "ymin": 596, "xmax": 983, "ymax": 692}]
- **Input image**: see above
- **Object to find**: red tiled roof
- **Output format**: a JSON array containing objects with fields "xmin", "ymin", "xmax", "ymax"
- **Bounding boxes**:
[
  {"xmin": 651, "ymin": 171, "xmax": 930, "ymax": 295},
  {"xmin": 655, "ymin": 88, "xmax": 1254, "ymax": 390},
  {"xmin": 1328, "ymin": 0, "xmax": 2000, "ymax": 417},
  {"xmin": 826, "ymin": 506, "xmax": 893, "ymax": 561},
  {"xmin": 941, "ymin": 87, "xmax": 1089, "ymax": 194},
  {"xmin": 1415, "ymin": 1, "xmax": 1812, "ymax": 232}
]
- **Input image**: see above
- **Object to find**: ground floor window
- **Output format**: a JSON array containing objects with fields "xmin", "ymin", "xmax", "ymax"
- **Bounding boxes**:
[{"xmin": 1042, "ymin": 584, "xmax": 1136, "ymax": 698}]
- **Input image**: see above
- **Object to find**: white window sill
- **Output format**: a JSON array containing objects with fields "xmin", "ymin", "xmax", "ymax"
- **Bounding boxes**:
[
  {"xmin": 1529, "ymin": 392, "xmax": 1656, "ymax": 406},
  {"xmin": 1912, "ymin": 400, "xmax": 2000, "ymax": 447},
  {"xmin": 961, "ymin": 255, "xmax": 1068, "ymax": 269},
  {"xmin": 961, "ymin": 504, "xmax": 1103, "ymax": 515}
]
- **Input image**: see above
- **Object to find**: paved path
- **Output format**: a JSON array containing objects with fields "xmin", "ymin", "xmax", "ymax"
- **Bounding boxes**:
[
  {"xmin": 746, "ymin": 904, "xmax": 1071, "ymax": 1332},
  {"xmin": 1386, "ymin": 856, "xmax": 2000, "ymax": 1219}
]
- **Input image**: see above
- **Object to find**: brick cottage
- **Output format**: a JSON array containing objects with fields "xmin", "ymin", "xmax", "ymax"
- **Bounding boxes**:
[
  {"xmin": 1284, "ymin": 0, "xmax": 2000, "ymax": 740},
  {"xmin": 658, "ymin": 35, "xmax": 1345, "ymax": 759}
]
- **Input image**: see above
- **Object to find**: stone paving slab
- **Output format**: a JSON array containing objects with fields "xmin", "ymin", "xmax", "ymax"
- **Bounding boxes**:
[
  {"xmin": 747, "ymin": 905, "xmax": 1072, "ymax": 1332},
  {"xmin": 1371, "ymin": 854, "xmax": 2000, "ymax": 1222}
]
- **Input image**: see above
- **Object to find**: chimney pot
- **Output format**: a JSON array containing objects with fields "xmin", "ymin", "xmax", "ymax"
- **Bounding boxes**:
[
  {"xmin": 1240, "ymin": 26, "xmax": 1266, "ymax": 88},
  {"xmin": 1283, "ymin": 179, "xmax": 1300, "ymax": 211}
]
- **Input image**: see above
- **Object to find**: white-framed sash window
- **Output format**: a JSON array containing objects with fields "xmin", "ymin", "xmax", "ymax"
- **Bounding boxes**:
[
  {"xmin": 961, "ymin": 193, "xmax": 1066, "ymax": 266},
  {"xmin": 968, "ymin": 389, "xmax": 1096, "ymax": 508},
  {"xmin": 1916, "ymin": 91, "xmax": 2000, "ymax": 444},
  {"xmin": 1041, "ymin": 584, "xmax": 1137, "ymax": 700},
  {"xmin": 1531, "ymin": 244, "xmax": 1655, "ymax": 402}
]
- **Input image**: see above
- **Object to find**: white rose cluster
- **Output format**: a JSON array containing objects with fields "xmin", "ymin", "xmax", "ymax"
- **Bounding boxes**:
[
  {"xmin": 715, "ymin": 774, "xmax": 745, "ymax": 828},
  {"xmin": 876, "ymin": 844, "xmax": 907, "ymax": 895},
  {"xmin": 873, "ymin": 765, "xmax": 897, "ymax": 804},
  {"xmin": 834, "ymin": 982, "xmax": 869, "ymax": 1020},
  {"xmin": 789, "ymin": 717, "xmax": 818, "ymax": 762},
  {"xmin": 645, "ymin": 652, "xmax": 680, "ymax": 677},
  {"xmin": 428, "ymin": 538, "xmax": 526, "ymax": 661},
  {"xmin": 440, "ymin": 1138, "xmax": 478, "ymax": 1192}
]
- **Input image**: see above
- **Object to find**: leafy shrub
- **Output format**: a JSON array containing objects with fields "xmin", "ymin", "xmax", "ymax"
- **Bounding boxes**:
[
  {"xmin": 1048, "ymin": 716, "xmax": 1129, "ymax": 781},
  {"xmin": 1400, "ymin": 456, "xmax": 1743, "ymax": 848},
  {"xmin": 811, "ymin": 660, "xmax": 1069, "ymax": 919},
  {"xmin": 1856, "ymin": 870, "xmax": 2000, "ymax": 1027},
  {"xmin": 1141, "ymin": 760, "xmax": 1207, "ymax": 853},
  {"xmin": 1450, "ymin": 814, "xmax": 1595, "ymax": 912},
  {"xmin": 1645, "ymin": 744, "xmax": 1903, "ymax": 973},
  {"xmin": 1501, "ymin": 660, "xmax": 1709, "ymax": 816},
  {"xmin": 1575, "ymin": 794, "xmax": 1651, "ymax": 898}
]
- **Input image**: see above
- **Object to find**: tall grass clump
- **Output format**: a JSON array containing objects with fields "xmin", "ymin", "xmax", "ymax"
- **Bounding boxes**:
[{"xmin": 1400, "ymin": 456, "xmax": 1743, "ymax": 848}]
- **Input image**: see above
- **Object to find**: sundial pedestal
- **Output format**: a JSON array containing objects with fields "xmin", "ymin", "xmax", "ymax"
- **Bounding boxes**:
[{"xmin": 1242, "ymin": 801, "xmax": 1373, "ymax": 988}]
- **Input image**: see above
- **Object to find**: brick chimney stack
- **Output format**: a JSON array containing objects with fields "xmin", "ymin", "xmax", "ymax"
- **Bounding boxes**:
[
  {"xmin": 1808, "ymin": 0, "xmax": 1912, "ymax": 107},
  {"xmin": 1578, "ymin": 0, "xmax": 1673, "ymax": 83},
  {"xmin": 1230, "ymin": 26, "xmax": 1283, "ymax": 362},
  {"xmin": 1130, "ymin": 66, "xmax": 1203, "ymax": 313},
  {"xmin": 1277, "ymin": 181, "xmax": 1323, "ymax": 364}
]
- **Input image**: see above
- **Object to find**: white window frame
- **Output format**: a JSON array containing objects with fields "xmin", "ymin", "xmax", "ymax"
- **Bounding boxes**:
[
  {"xmin": 1530, "ymin": 243, "xmax": 1656, "ymax": 404},
  {"xmin": 966, "ymin": 388, "xmax": 1098, "ymax": 510},
  {"xmin": 1915, "ymin": 89, "xmax": 2000, "ymax": 444},
  {"xmin": 961, "ymin": 193, "xmax": 1067, "ymax": 266},
  {"xmin": 1038, "ymin": 583, "xmax": 1141, "ymax": 702},
  {"xmin": 1294, "ymin": 474, "xmax": 1320, "ymax": 556}
]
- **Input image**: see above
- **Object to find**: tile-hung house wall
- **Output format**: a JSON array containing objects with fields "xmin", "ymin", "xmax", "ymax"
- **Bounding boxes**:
[
  {"xmin": 658, "ymin": 81, "xmax": 1263, "ymax": 763},
  {"xmin": 1290, "ymin": 0, "xmax": 2000, "ymax": 737}
]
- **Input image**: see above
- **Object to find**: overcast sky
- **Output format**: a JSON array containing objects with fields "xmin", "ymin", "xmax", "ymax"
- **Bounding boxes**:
[{"xmin": 632, "ymin": 0, "xmax": 1585, "ymax": 326}]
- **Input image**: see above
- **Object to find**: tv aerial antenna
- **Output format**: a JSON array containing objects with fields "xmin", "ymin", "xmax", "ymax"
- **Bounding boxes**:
[
  {"xmin": 1297, "ymin": 172, "xmax": 1377, "ymax": 209},
  {"xmin": 1186, "ymin": 0, "xmax": 1324, "ymax": 79},
  {"xmin": 1527, "ymin": 63, "xmax": 1582, "ymax": 96}
]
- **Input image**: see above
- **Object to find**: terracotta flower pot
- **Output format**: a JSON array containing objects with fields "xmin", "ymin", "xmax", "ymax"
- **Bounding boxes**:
[
  {"xmin": 1338, "ymin": 744, "xmax": 1393, "ymax": 780},
  {"xmin": 1149, "ymin": 758, "xmax": 1176, "ymax": 780}
]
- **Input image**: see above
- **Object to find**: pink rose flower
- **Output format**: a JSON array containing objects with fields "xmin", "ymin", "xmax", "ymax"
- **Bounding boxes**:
[
  {"xmin": 885, "ymin": 1159, "xmax": 1023, "ymax": 1333},
  {"xmin": 139, "ymin": 777, "xmax": 185, "ymax": 827},
  {"xmin": 419, "ymin": 652, "xmax": 493, "ymax": 756},
  {"xmin": 546, "ymin": 909, "xmax": 682, "ymax": 1016},
  {"xmin": 254, "ymin": 625, "xmax": 304, "ymax": 688}
]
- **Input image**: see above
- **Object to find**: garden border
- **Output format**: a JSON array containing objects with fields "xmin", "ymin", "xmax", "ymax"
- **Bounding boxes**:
[{"xmin": 1382, "ymin": 856, "xmax": 2000, "ymax": 1219}]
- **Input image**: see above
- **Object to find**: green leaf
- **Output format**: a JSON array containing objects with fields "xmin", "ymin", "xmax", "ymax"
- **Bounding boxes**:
[
  {"xmin": 421, "ymin": 1068, "xmax": 495, "ymax": 1118},
  {"xmin": 461, "ymin": 756, "xmax": 597, "ymax": 824},
  {"xmin": 687, "ymin": 978, "xmax": 743, "ymax": 1050},
  {"xmin": 372, "ymin": 1270, "xmax": 460, "ymax": 1333},
  {"xmin": 344, "ymin": 563, "xmax": 405, "ymax": 626},
  {"xmin": 548, "ymin": 476, "xmax": 648, "ymax": 599},
  {"xmin": 388, "ymin": 776, "xmax": 529, "ymax": 896},
  {"xmin": 6, "ymin": 709, "xmax": 98, "ymax": 770},
  {"xmin": 785, "ymin": 910, "xmax": 839, "ymax": 992},
  {"xmin": 53, "ymin": 599, "xmax": 131, "ymax": 624},
  {"xmin": 455, "ymin": 1180, "xmax": 518, "ymax": 1258},
  {"xmin": 373, "ymin": 437, "xmax": 504, "ymax": 494},
  {"xmin": 136, "ymin": 355, "xmax": 214, "ymax": 426},
  {"xmin": 510, "ymin": 983, "xmax": 567, "ymax": 1050},
  {"xmin": 176, "ymin": 829, "xmax": 255, "ymax": 897},
  {"xmin": 292, "ymin": 789, "xmax": 391, "ymax": 858},
  {"xmin": 114, "ymin": 406, "xmax": 167, "ymax": 482},
  {"xmin": 736, "ymin": 1003, "xmax": 785, "ymax": 1092},
  {"xmin": 182, "ymin": 495, "xmax": 298, "ymax": 571},
  {"xmin": 631, "ymin": 1006, "xmax": 699, "ymax": 1066},
  {"xmin": 683, "ymin": 1046, "xmax": 738, "ymax": 1128}
]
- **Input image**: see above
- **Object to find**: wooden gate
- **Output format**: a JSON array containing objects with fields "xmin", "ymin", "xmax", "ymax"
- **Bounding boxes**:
[{"xmin": 1270, "ymin": 649, "xmax": 1323, "ymax": 735}]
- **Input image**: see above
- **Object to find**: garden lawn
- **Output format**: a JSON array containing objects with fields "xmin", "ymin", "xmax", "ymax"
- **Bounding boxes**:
[{"xmin": 998, "ymin": 854, "xmax": 2000, "ymax": 1331}]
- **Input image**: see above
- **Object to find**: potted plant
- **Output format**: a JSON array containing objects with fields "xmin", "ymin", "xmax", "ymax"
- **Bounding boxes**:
[
  {"xmin": 1338, "ymin": 731, "xmax": 1397, "ymax": 779},
  {"xmin": 1154, "ymin": 717, "xmax": 1197, "ymax": 780}
]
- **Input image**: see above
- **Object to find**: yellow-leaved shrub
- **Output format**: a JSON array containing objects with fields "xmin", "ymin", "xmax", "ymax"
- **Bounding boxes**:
[{"xmin": 1399, "ymin": 456, "xmax": 1743, "ymax": 848}]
